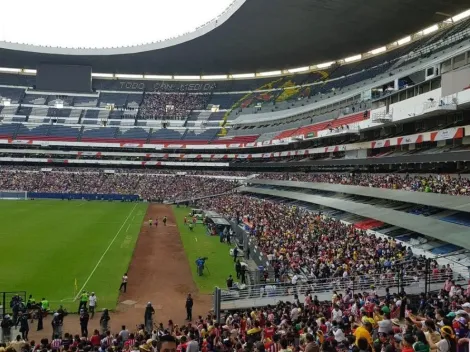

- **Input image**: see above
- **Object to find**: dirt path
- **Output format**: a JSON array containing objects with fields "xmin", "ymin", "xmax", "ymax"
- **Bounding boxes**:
[{"xmin": 27, "ymin": 204, "xmax": 212, "ymax": 341}]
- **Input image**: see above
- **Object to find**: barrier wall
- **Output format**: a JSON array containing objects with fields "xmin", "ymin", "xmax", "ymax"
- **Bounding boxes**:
[{"xmin": 28, "ymin": 192, "xmax": 140, "ymax": 201}]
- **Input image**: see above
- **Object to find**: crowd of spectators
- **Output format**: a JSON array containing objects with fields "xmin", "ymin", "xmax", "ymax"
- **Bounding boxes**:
[
  {"xmin": 3, "ymin": 282, "xmax": 470, "ymax": 352},
  {"xmin": 0, "ymin": 166, "xmax": 248, "ymax": 177},
  {"xmin": 255, "ymin": 173, "xmax": 470, "ymax": 196},
  {"xmin": 139, "ymin": 93, "xmax": 211, "ymax": 120},
  {"xmin": 197, "ymin": 194, "xmax": 457, "ymax": 287},
  {"xmin": 0, "ymin": 169, "xmax": 238, "ymax": 202}
]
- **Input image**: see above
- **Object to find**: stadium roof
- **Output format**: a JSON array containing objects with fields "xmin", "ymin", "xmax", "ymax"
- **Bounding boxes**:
[
  {"xmin": 248, "ymin": 180, "xmax": 470, "ymax": 213},
  {"xmin": 0, "ymin": 0, "xmax": 468, "ymax": 75},
  {"xmin": 241, "ymin": 186, "xmax": 470, "ymax": 250}
]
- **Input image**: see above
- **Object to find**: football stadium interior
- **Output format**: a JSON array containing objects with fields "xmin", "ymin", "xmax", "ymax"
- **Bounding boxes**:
[{"xmin": 1, "ymin": 0, "xmax": 470, "ymax": 349}]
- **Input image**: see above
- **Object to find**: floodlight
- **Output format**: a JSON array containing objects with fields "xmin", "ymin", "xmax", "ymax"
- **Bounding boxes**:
[{"xmin": 344, "ymin": 54, "xmax": 362, "ymax": 63}]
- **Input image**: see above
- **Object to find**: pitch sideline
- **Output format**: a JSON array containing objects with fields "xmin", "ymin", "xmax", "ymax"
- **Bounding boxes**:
[{"xmin": 73, "ymin": 203, "xmax": 138, "ymax": 301}]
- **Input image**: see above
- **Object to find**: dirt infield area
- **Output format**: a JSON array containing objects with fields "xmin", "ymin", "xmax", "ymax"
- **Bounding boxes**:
[{"xmin": 28, "ymin": 204, "xmax": 212, "ymax": 341}]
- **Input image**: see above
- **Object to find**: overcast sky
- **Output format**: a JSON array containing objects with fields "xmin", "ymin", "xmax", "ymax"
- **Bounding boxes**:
[{"xmin": 0, "ymin": 0, "xmax": 234, "ymax": 48}]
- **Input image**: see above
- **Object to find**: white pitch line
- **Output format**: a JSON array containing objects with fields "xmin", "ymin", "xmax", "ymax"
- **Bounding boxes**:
[
  {"xmin": 73, "ymin": 203, "xmax": 138, "ymax": 301},
  {"xmin": 126, "ymin": 224, "xmax": 130, "ymax": 232}
]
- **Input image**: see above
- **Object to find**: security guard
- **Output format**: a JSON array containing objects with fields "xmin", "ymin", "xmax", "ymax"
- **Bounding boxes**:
[
  {"xmin": 78, "ymin": 291, "xmax": 88, "ymax": 312},
  {"xmin": 41, "ymin": 298, "xmax": 49, "ymax": 314},
  {"xmin": 27, "ymin": 295, "xmax": 36, "ymax": 309}
]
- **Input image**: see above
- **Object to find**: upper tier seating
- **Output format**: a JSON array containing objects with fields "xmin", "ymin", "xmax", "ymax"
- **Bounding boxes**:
[
  {"xmin": 274, "ymin": 111, "xmax": 368, "ymax": 139},
  {"xmin": 22, "ymin": 94, "xmax": 49, "ymax": 105},
  {"xmin": 0, "ymin": 88, "xmax": 24, "ymax": 104},
  {"xmin": 183, "ymin": 129, "xmax": 220, "ymax": 142},
  {"xmin": 115, "ymin": 128, "xmax": 149, "ymax": 142},
  {"xmin": 81, "ymin": 127, "xmax": 118, "ymax": 142},
  {"xmin": 99, "ymin": 93, "xmax": 128, "ymax": 108},
  {"xmin": 0, "ymin": 123, "xmax": 19, "ymax": 138},
  {"xmin": 148, "ymin": 128, "xmax": 185, "ymax": 142},
  {"xmin": 73, "ymin": 96, "xmax": 98, "ymax": 107},
  {"xmin": 16, "ymin": 124, "xmax": 50, "ymax": 138},
  {"xmin": 213, "ymin": 134, "xmax": 259, "ymax": 144},
  {"xmin": 47, "ymin": 125, "xmax": 82, "ymax": 141}
]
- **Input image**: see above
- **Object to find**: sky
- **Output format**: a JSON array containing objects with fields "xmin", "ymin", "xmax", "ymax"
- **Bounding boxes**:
[{"xmin": 0, "ymin": 0, "xmax": 234, "ymax": 49}]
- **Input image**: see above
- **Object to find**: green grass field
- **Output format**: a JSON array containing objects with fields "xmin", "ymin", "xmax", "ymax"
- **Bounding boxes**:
[
  {"xmin": 173, "ymin": 206, "xmax": 236, "ymax": 293},
  {"xmin": 0, "ymin": 200, "xmax": 147, "ymax": 311}
]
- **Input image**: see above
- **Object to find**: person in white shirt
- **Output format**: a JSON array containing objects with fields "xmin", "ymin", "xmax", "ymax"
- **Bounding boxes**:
[
  {"xmin": 332, "ymin": 305, "xmax": 343, "ymax": 323},
  {"xmin": 89, "ymin": 292, "xmax": 97, "ymax": 319},
  {"xmin": 291, "ymin": 306, "xmax": 300, "ymax": 321},
  {"xmin": 119, "ymin": 273, "xmax": 128, "ymax": 293}
]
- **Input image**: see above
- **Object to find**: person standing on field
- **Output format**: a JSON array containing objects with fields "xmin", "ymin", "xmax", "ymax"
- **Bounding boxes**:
[
  {"xmin": 119, "ymin": 273, "xmax": 128, "ymax": 293},
  {"xmin": 88, "ymin": 292, "xmax": 97, "ymax": 319},
  {"xmin": 185, "ymin": 294, "xmax": 193, "ymax": 321},
  {"xmin": 163, "ymin": 216, "xmax": 167, "ymax": 226},
  {"xmin": 79, "ymin": 309, "xmax": 89, "ymax": 337},
  {"xmin": 148, "ymin": 218, "xmax": 153, "ymax": 227},
  {"xmin": 78, "ymin": 291, "xmax": 88, "ymax": 312},
  {"xmin": 144, "ymin": 302, "xmax": 155, "ymax": 333},
  {"xmin": 100, "ymin": 309, "xmax": 110, "ymax": 334}
]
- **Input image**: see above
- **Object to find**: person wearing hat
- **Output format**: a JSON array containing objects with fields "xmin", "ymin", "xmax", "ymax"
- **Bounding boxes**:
[
  {"xmin": 437, "ymin": 326, "xmax": 456, "ymax": 352},
  {"xmin": 51, "ymin": 312, "xmax": 62, "ymax": 340},
  {"xmin": 89, "ymin": 292, "xmax": 97, "ymax": 319},
  {"xmin": 144, "ymin": 302, "xmax": 155, "ymax": 334},
  {"xmin": 1, "ymin": 314, "xmax": 13, "ymax": 343}
]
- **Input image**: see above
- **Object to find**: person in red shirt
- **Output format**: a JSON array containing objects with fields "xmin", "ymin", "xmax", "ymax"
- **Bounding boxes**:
[
  {"xmin": 263, "ymin": 322, "xmax": 276, "ymax": 340},
  {"xmin": 401, "ymin": 334, "xmax": 415, "ymax": 352},
  {"xmin": 177, "ymin": 336, "xmax": 188, "ymax": 352},
  {"xmin": 89, "ymin": 330, "xmax": 101, "ymax": 347},
  {"xmin": 124, "ymin": 333, "xmax": 136, "ymax": 349}
]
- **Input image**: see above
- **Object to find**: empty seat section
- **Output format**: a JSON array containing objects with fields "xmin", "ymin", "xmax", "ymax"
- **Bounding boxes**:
[
  {"xmin": 442, "ymin": 212, "xmax": 470, "ymax": 227},
  {"xmin": 16, "ymin": 106, "xmax": 32, "ymax": 116},
  {"xmin": 207, "ymin": 112, "xmax": 226, "ymax": 122},
  {"xmin": 0, "ymin": 88, "xmax": 25, "ymax": 104},
  {"xmin": 47, "ymin": 108, "xmax": 72, "ymax": 118},
  {"xmin": 149, "ymin": 129, "xmax": 185, "ymax": 142},
  {"xmin": 22, "ymin": 94, "xmax": 48, "ymax": 105},
  {"xmin": 74, "ymin": 96, "xmax": 98, "ymax": 107},
  {"xmin": 213, "ymin": 135, "xmax": 259, "ymax": 144},
  {"xmin": 99, "ymin": 93, "xmax": 128, "ymax": 108},
  {"xmin": 11, "ymin": 116, "xmax": 27, "ymax": 122},
  {"xmin": 0, "ymin": 123, "xmax": 20, "ymax": 138},
  {"xmin": 186, "ymin": 112, "xmax": 200, "ymax": 121},
  {"xmin": 16, "ymin": 124, "xmax": 50, "ymax": 138},
  {"xmin": 209, "ymin": 94, "xmax": 245, "ymax": 109},
  {"xmin": 84, "ymin": 110, "xmax": 100, "ymax": 119},
  {"xmin": 127, "ymin": 94, "xmax": 143, "ymax": 108},
  {"xmin": 81, "ymin": 127, "xmax": 118, "ymax": 141},
  {"xmin": 116, "ymin": 128, "xmax": 149, "ymax": 141},
  {"xmin": 30, "ymin": 107, "xmax": 49, "ymax": 116},
  {"xmin": 47, "ymin": 96, "xmax": 75, "ymax": 106},
  {"xmin": 430, "ymin": 243, "xmax": 461, "ymax": 255},
  {"xmin": 109, "ymin": 110, "xmax": 124, "ymax": 119},
  {"xmin": 274, "ymin": 128, "xmax": 300, "ymax": 139},
  {"xmin": 47, "ymin": 125, "xmax": 81, "ymax": 141},
  {"xmin": 183, "ymin": 129, "xmax": 220, "ymax": 142}
]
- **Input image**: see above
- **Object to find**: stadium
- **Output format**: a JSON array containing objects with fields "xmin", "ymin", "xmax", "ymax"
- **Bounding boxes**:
[{"xmin": 1, "ymin": 0, "xmax": 470, "ymax": 350}]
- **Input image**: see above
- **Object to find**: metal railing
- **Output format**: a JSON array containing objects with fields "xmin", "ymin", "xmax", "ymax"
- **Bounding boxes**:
[
  {"xmin": 0, "ymin": 291, "xmax": 27, "ymax": 316},
  {"xmin": 221, "ymin": 271, "xmax": 463, "ymax": 302}
]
